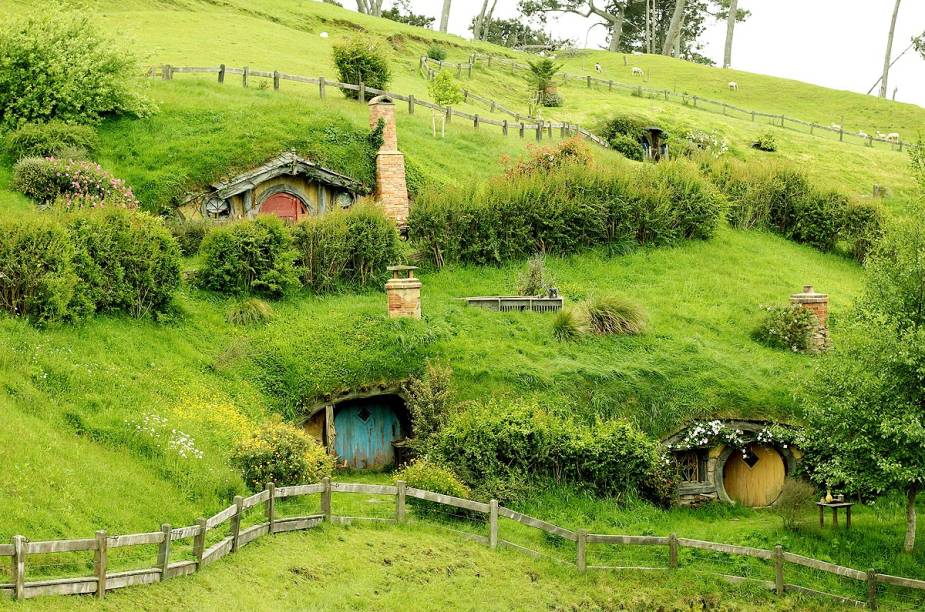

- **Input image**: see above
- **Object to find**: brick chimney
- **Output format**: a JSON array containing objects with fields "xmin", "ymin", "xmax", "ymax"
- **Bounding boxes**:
[
  {"xmin": 368, "ymin": 96, "xmax": 409, "ymax": 226},
  {"xmin": 385, "ymin": 265, "xmax": 421, "ymax": 319},
  {"xmin": 790, "ymin": 285, "xmax": 830, "ymax": 351}
]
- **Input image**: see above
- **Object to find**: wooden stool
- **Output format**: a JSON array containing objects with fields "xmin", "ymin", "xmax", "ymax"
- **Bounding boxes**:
[{"xmin": 817, "ymin": 502, "xmax": 854, "ymax": 529}]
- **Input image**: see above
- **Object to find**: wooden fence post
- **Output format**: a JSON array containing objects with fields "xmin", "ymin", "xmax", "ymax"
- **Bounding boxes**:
[
  {"xmin": 467, "ymin": 63, "xmax": 472, "ymax": 78},
  {"xmin": 668, "ymin": 534, "xmax": 678, "ymax": 569},
  {"xmin": 489, "ymin": 500, "xmax": 498, "ymax": 550},
  {"xmin": 445, "ymin": 107, "xmax": 452, "ymax": 124},
  {"xmin": 242, "ymin": 66, "xmax": 249, "ymax": 88},
  {"xmin": 12, "ymin": 535, "xmax": 24, "ymax": 601},
  {"xmin": 322, "ymin": 477, "xmax": 332, "ymax": 522},
  {"xmin": 774, "ymin": 545, "xmax": 784, "ymax": 596},
  {"xmin": 456, "ymin": 64, "xmax": 462, "ymax": 78},
  {"xmin": 231, "ymin": 495, "xmax": 244, "ymax": 553},
  {"xmin": 463, "ymin": 89, "xmax": 469, "ymax": 102},
  {"xmin": 722, "ymin": 103, "xmax": 727, "ymax": 116},
  {"xmin": 586, "ymin": 75, "xmax": 591, "ymax": 88},
  {"xmin": 359, "ymin": 81, "xmax": 366, "ymax": 104},
  {"xmin": 408, "ymin": 94, "xmax": 415, "ymax": 115},
  {"xmin": 94, "ymin": 530, "xmax": 107, "ymax": 599},
  {"xmin": 693, "ymin": 96, "xmax": 698, "ymax": 107},
  {"xmin": 473, "ymin": 114, "xmax": 479, "ymax": 130},
  {"xmin": 519, "ymin": 122, "xmax": 525, "ymax": 138},
  {"xmin": 867, "ymin": 569, "xmax": 878, "ymax": 610},
  {"xmin": 490, "ymin": 100, "xmax": 496, "ymax": 112},
  {"xmin": 396, "ymin": 480, "xmax": 406, "ymax": 523},
  {"xmin": 535, "ymin": 121, "xmax": 542, "ymax": 142},
  {"xmin": 273, "ymin": 70, "xmax": 280, "ymax": 90},
  {"xmin": 502, "ymin": 120, "xmax": 508, "ymax": 136},
  {"xmin": 267, "ymin": 482, "xmax": 276, "ymax": 534},
  {"xmin": 576, "ymin": 530, "xmax": 587, "ymax": 572},
  {"xmin": 158, "ymin": 524, "xmax": 171, "ymax": 581},
  {"xmin": 218, "ymin": 64, "xmax": 225, "ymax": 84},
  {"xmin": 547, "ymin": 123, "xmax": 553, "ymax": 138},
  {"xmin": 609, "ymin": 80, "xmax": 614, "ymax": 91},
  {"xmin": 487, "ymin": 55, "xmax": 492, "ymax": 67},
  {"xmin": 193, "ymin": 518, "xmax": 207, "ymax": 566},
  {"xmin": 319, "ymin": 76, "xmax": 326, "ymax": 100},
  {"xmin": 162, "ymin": 64, "xmax": 172, "ymax": 81}
]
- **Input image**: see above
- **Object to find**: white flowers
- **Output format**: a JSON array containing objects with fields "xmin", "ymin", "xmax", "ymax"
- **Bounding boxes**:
[{"xmin": 133, "ymin": 412, "xmax": 203, "ymax": 460}]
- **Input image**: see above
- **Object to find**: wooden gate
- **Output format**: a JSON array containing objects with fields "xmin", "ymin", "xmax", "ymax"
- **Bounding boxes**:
[
  {"xmin": 722, "ymin": 444, "xmax": 786, "ymax": 507},
  {"xmin": 333, "ymin": 402, "xmax": 402, "ymax": 469}
]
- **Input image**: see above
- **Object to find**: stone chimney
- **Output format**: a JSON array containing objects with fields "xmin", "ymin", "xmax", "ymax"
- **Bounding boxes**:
[
  {"xmin": 385, "ymin": 265, "xmax": 421, "ymax": 319},
  {"xmin": 368, "ymin": 96, "xmax": 409, "ymax": 226},
  {"xmin": 790, "ymin": 285, "xmax": 829, "ymax": 351}
]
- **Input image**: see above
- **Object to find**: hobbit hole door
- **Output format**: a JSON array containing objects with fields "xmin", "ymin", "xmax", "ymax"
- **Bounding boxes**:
[
  {"xmin": 333, "ymin": 401, "xmax": 402, "ymax": 469},
  {"xmin": 722, "ymin": 444, "xmax": 786, "ymax": 507},
  {"xmin": 260, "ymin": 192, "xmax": 306, "ymax": 222}
]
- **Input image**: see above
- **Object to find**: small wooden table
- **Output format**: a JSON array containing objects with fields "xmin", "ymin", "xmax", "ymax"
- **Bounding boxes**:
[{"xmin": 817, "ymin": 501, "xmax": 854, "ymax": 529}]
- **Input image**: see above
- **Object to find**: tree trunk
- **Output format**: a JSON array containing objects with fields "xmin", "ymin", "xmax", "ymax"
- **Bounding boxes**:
[
  {"xmin": 880, "ymin": 0, "xmax": 902, "ymax": 98},
  {"xmin": 473, "ymin": 0, "xmax": 490, "ymax": 41},
  {"xmin": 905, "ymin": 483, "xmax": 918, "ymax": 553},
  {"xmin": 608, "ymin": 10, "xmax": 625, "ymax": 52},
  {"xmin": 439, "ymin": 0, "xmax": 452, "ymax": 33},
  {"xmin": 481, "ymin": 0, "xmax": 498, "ymax": 41},
  {"xmin": 662, "ymin": 0, "xmax": 687, "ymax": 56},
  {"xmin": 723, "ymin": 0, "xmax": 739, "ymax": 68}
]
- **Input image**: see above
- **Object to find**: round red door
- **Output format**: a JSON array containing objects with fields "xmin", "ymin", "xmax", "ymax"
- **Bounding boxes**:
[{"xmin": 260, "ymin": 193, "xmax": 306, "ymax": 222}]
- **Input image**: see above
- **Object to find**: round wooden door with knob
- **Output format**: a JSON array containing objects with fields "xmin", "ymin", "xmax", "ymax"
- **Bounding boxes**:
[
  {"xmin": 723, "ymin": 444, "xmax": 786, "ymax": 507},
  {"xmin": 259, "ymin": 192, "xmax": 306, "ymax": 222}
]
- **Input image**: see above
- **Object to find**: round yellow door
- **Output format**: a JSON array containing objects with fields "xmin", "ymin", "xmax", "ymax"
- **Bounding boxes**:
[{"xmin": 722, "ymin": 444, "xmax": 786, "ymax": 507}]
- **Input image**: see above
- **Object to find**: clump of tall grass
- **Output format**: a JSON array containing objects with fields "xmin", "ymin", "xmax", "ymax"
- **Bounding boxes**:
[
  {"xmin": 226, "ymin": 297, "xmax": 273, "ymax": 326},
  {"xmin": 518, "ymin": 254, "xmax": 551, "ymax": 296},
  {"xmin": 552, "ymin": 308, "xmax": 585, "ymax": 342},
  {"xmin": 585, "ymin": 296, "xmax": 646, "ymax": 336}
]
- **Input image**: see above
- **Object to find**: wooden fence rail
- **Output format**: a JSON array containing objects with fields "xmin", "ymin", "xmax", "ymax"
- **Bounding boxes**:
[
  {"xmin": 1, "ymin": 478, "xmax": 922, "ymax": 609},
  {"xmin": 147, "ymin": 63, "xmax": 608, "ymax": 149}
]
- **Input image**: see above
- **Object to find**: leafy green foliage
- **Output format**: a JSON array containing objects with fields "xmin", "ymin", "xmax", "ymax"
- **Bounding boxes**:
[
  {"xmin": 609, "ymin": 133, "xmax": 644, "ymax": 161},
  {"xmin": 166, "ymin": 218, "xmax": 212, "ymax": 256},
  {"xmin": 525, "ymin": 58, "xmax": 562, "ymax": 95},
  {"xmin": 0, "ymin": 9, "xmax": 150, "ymax": 129},
  {"xmin": 404, "ymin": 362, "xmax": 453, "ymax": 446},
  {"xmin": 13, "ymin": 157, "xmax": 139, "ymax": 209},
  {"xmin": 585, "ymin": 295, "xmax": 647, "ymax": 336},
  {"xmin": 751, "ymin": 131, "xmax": 778, "ymax": 152},
  {"xmin": 231, "ymin": 417, "xmax": 333, "ymax": 491},
  {"xmin": 505, "ymin": 137, "xmax": 593, "ymax": 178},
  {"xmin": 331, "ymin": 37, "xmax": 391, "ymax": 99},
  {"xmin": 432, "ymin": 399, "xmax": 672, "ymax": 505},
  {"xmin": 753, "ymin": 304, "xmax": 818, "ymax": 353},
  {"xmin": 426, "ymin": 70, "xmax": 463, "ymax": 107},
  {"xmin": 774, "ymin": 479, "xmax": 816, "ymax": 530},
  {"xmin": 226, "ymin": 297, "xmax": 274, "ymax": 326},
  {"xmin": 599, "ymin": 115, "xmax": 648, "ymax": 144},
  {"xmin": 4, "ymin": 121, "xmax": 98, "ymax": 160},
  {"xmin": 290, "ymin": 203, "xmax": 400, "ymax": 293},
  {"xmin": 425, "ymin": 44, "xmax": 447, "ymax": 61},
  {"xmin": 197, "ymin": 216, "xmax": 299, "ymax": 297},
  {"xmin": 393, "ymin": 459, "xmax": 470, "ymax": 515},
  {"xmin": 517, "ymin": 254, "xmax": 552, "ymax": 296}
]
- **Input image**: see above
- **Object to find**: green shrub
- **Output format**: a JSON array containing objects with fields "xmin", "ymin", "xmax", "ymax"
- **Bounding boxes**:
[
  {"xmin": 393, "ymin": 459, "xmax": 470, "ymax": 515},
  {"xmin": 790, "ymin": 190, "xmax": 844, "ymax": 252},
  {"xmin": 12, "ymin": 157, "xmax": 139, "ymax": 209},
  {"xmin": 752, "ymin": 131, "xmax": 778, "ymax": 152},
  {"xmin": 432, "ymin": 400, "xmax": 672, "ymax": 505},
  {"xmin": 332, "ymin": 38, "xmax": 391, "ymax": 99},
  {"xmin": 0, "ymin": 10, "xmax": 150, "ymax": 129},
  {"xmin": 68, "ymin": 209, "xmax": 182, "ymax": 318},
  {"xmin": 540, "ymin": 92, "xmax": 563, "ymax": 107},
  {"xmin": 505, "ymin": 137, "xmax": 593, "ymax": 178},
  {"xmin": 0, "ymin": 216, "xmax": 80, "ymax": 323},
  {"xmin": 585, "ymin": 295, "xmax": 646, "ymax": 335},
  {"xmin": 290, "ymin": 204, "xmax": 400, "ymax": 292},
  {"xmin": 599, "ymin": 114, "xmax": 647, "ymax": 145},
  {"xmin": 754, "ymin": 304, "xmax": 818, "ymax": 353},
  {"xmin": 166, "ymin": 219, "xmax": 212, "ymax": 257},
  {"xmin": 646, "ymin": 160, "xmax": 723, "ymax": 240},
  {"xmin": 4, "ymin": 121, "xmax": 97, "ymax": 159},
  {"xmin": 426, "ymin": 45, "xmax": 447, "ymax": 61},
  {"xmin": 552, "ymin": 308, "xmax": 585, "ymax": 341},
  {"xmin": 609, "ymin": 133, "xmax": 644, "ymax": 161},
  {"xmin": 517, "ymin": 254, "xmax": 551, "ymax": 296},
  {"xmin": 197, "ymin": 216, "xmax": 299, "ymax": 297},
  {"xmin": 231, "ymin": 417, "xmax": 334, "ymax": 491},
  {"xmin": 841, "ymin": 202, "xmax": 882, "ymax": 263},
  {"xmin": 226, "ymin": 297, "xmax": 273, "ymax": 326},
  {"xmin": 404, "ymin": 362, "xmax": 453, "ymax": 446},
  {"xmin": 774, "ymin": 478, "xmax": 816, "ymax": 530}
]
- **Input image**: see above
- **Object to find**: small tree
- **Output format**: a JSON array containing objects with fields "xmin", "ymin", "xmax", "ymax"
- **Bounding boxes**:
[
  {"xmin": 427, "ymin": 70, "xmax": 463, "ymax": 137},
  {"xmin": 404, "ymin": 362, "xmax": 453, "ymax": 448},
  {"xmin": 526, "ymin": 58, "xmax": 563, "ymax": 106},
  {"xmin": 331, "ymin": 38, "xmax": 391, "ymax": 100}
]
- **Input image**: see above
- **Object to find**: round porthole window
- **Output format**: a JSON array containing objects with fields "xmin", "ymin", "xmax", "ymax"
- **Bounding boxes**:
[
  {"xmin": 205, "ymin": 198, "xmax": 230, "ymax": 218},
  {"xmin": 335, "ymin": 192, "xmax": 354, "ymax": 209}
]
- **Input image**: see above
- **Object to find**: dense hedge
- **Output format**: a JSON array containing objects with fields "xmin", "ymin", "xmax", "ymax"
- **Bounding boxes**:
[
  {"xmin": 431, "ymin": 400, "xmax": 673, "ymax": 505},
  {"xmin": 291, "ymin": 204, "xmax": 400, "ymax": 292},
  {"xmin": 0, "ymin": 210, "xmax": 180, "ymax": 323},
  {"xmin": 4, "ymin": 120, "xmax": 97, "ymax": 159},
  {"xmin": 707, "ymin": 159, "xmax": 882, "ymax": 261},
  {"xmin": 409, "ymin": 160, "xmax": 722, "ymax": 267},
  {"xmin": 12, "ymin": 157, "xmax": 139, "ymax": 209}
]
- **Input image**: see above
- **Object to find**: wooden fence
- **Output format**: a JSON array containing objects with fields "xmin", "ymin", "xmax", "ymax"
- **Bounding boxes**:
[
  {"xmin": 447, "ymin": 51, "xmax": 908, "ymax": 152},
  {"xmin": 147, "ymin": 64, "xmax": 608, "ymax": 149},
  {"xmin": 2, "ymin": 479, "xmax": 924, "ymax": 608}
]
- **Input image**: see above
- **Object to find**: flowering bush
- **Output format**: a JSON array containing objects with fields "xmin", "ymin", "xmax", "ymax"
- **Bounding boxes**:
[
  {"xmin": 231, "ymin": 417, "xmax": 334, "ymax": 491},
  {"xmin": 669, "ymin": 420, "xmax": 803, "ymax": 453},
  {"xmin": 754, "ymin": 304, "xmax": 818, "ymax": 353},
  {"xmin": 11, "ymin": 157, "xmax": 139, "ymax": 209},
  {"xmin": 503, "ymin": 136, "xmax": 592, "ymax": 178},
  {"xmin": 680, "ymin": 130, "xmax": 729, "ymax": 158}
]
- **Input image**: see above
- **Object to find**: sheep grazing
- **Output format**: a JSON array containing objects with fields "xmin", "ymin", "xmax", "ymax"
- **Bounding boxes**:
[
  {"xmin": 319, "ymin": 31, "xmax": 329, "ymax": 38},
  {"xmin": 632, "ymin": 67, "xmax": 644, "ymax": 77},
  {"xmin": 886, "ymin": 132, "xmax": 901, "ymax": 143},
  {"xmin": 728, "ymin": 81, "xmax": 738, "ymax": 91},
  {"xmin": 831, "ymin": 123, "xmax": 842, "ymax": 131},
  {"xmin": 858, "ymin": 131, "xmax": 869, "ymax": 139},
  {"xmin": 594, "ymin": 63, "xmax": 602, "ymax": 73}
]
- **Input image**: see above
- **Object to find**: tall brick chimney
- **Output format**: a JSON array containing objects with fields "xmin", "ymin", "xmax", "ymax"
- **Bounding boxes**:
[
  {"xmin": 368, "ymin": 96, "xmax": 409, "ymax": 226},
  {"xmin": 790, "ymin": 285, "xmax": 830, "ymax": 351}
]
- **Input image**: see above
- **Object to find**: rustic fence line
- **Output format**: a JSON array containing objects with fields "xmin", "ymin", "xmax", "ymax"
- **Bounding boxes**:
[
  {"xmin": 2, "ymin": 479, "xmax": 924, "ymax": 608},
  {"xmin": 444, "ymin": 51, "xmax": 908, "ymax": 152},
  {"xmin": 148, "ymin": 64, "xmax": 608, "ymax": 149}
]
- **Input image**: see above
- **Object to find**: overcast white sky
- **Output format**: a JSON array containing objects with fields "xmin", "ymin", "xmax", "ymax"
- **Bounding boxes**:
[{"xmin": 339, "ymin": 0, "xmax": 925, "ymax": 108}]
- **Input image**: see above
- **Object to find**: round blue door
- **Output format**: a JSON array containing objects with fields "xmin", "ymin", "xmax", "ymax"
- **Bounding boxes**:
[{"xmin": 334, "ymin": 403, "xmax": 402, "ymax": 469}]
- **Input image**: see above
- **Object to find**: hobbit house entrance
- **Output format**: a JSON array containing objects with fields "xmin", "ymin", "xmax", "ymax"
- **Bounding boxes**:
[
  {"xmin": 302, "ymin": 393, "xmax": 410, "ymax": 470},
  {"xmin": 721, "ymin": 444, "xmax": 786, "ymax": 507}
]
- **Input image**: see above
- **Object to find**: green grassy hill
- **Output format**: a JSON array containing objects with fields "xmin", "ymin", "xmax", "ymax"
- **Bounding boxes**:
[{"xmin": 0, "ymin": 0, "xmax": 923, "ymax": 607}]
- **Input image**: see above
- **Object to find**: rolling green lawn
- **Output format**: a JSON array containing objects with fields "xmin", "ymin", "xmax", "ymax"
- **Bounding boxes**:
[{"xmin": 1, "ymin": 0, "xmax": 923, "ymax": 608}]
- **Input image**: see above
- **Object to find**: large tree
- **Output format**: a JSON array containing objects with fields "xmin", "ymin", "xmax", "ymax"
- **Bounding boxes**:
[
  {"xmin": 355, "ymin": 0, "xmax": 385, "ymax": 17},
  {"xmin": 803, "ymin": 142, "xmax": 925, "ymax": 553},
  {"xmin": 661, "ymin": 0, "xmax": 686, "ymax": 55},
  {"xmin": 440, "ymin": 0, "xmax": 452, "ymax": 33},
  {"xmin": 469, "ymin": 17, "xmax": 572, "ymax": 49},
  {"xmin": 621, "ymin": 0, "xmax": 712, "ymax": 62},
  {"xmin": 520, "ymin": 1, "xmax": 641, "ymax": 52},
  {"xmin": 473, "ymin": 0, "xmax": 499, "ymax": 41},
  {"xmin": 880, "ymin": 0, "xmax": 903, "ymax": 98},
  {"xmin": 381, "ymin": 1, "xmax": 435, "ymax": 28}
]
